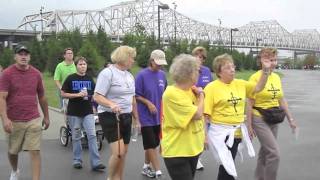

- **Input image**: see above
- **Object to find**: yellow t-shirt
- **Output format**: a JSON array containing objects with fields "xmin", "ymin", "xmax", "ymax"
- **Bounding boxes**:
[
  {"xmin": 249, "ymin": 70, "xmax": 284, "ymax": 116},
  {"xmin": 161, "ymin": 85, "xmax": 205, "ymax": 158},
  {"xmin": 204, "ymin": 79, "xmax": 255, "ymax": 137},
  {"xmin": 204, "ymin": 79, "xmax": 255, "ymax": 125}
]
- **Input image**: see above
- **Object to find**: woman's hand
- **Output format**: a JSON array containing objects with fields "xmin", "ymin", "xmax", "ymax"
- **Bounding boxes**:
[
  {"xmin": 288, "ymin": 118, "xmax": 297, "ymax": 130},
  {"xmin": 191, "ymin": 86, "xmax": 204, "ymax": 97},
  {"xmin": 110, "ymin": 103, "xmax": 121, "ymax": 114}
]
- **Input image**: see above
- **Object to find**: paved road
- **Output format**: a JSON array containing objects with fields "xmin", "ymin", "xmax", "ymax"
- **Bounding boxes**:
[{"xmin": 1, "ymin": 70, "xmax": 320, "ymax": 180}]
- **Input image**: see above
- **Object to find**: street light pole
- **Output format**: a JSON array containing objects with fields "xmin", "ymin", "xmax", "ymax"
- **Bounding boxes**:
[
  {"xmin": 173, "ymin": 2, "xmax": 177, "ymax": 47},
  {"xmin": 230, "ymin": 28, "xmax": 239, "ymax": 54},
  {"xmin": 40, "ymin": 6, "xmax": 44, "ymax": 40},
  {"xmin": 157, "ymin": 3, "xmax": 169, "ymax": 48},
  {"xmin": 217, "ymin": 18, "xmax": 222, "ymax": 46},
  {"xmin": 256, "ymin": 38, "xmax": 262, "ymax": 55}
]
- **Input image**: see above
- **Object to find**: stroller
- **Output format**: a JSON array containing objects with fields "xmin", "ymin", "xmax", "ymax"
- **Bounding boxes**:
[{"xmin": 59, "ymin": 114, "xmax": 104, "ymax": 151}]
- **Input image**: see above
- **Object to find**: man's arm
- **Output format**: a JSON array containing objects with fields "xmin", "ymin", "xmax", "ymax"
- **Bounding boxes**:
[
  {"xmin": 132, "ymin": 97, "xmax": 140, "ymax": 128},
  {"xmin": 38, "ymin": 95, "xmax": 50, "ymax": 130},
  {"xmin": 135, "ymin": 95, "xmax": 157, "ymax": 114},
  {"xmin": 54, "ymin": 80, "xmax": 62, "ymax": 90},
  {"xmin": 53, "ymin": 64, "xmax": 62, "ymax": 89},
  {"xmin": 0, "ymin": 92, "xmax": 12, "ymax": 133}
]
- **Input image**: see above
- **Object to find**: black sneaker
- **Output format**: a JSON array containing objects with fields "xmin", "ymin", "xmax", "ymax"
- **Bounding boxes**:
[
  {"xmin": 93, "ymin": 164, "xmax": 106, "ymax": 171},
  {"xmin": 73, "ymin": 163, "xmax": 83, "ymax": 169}
]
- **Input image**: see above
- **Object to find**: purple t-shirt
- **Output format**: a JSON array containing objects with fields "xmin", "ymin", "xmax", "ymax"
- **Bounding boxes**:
[
  {"xmin": 135, "ymin": 68, "xmax": 167, "ymax": 127},
  {"xmin": 0, "ymin": 65, "xmax": 44, "ymax": 121},
  {"xmin": 196, "ymin": 65, "xmax": 213, "ymax": 88}
]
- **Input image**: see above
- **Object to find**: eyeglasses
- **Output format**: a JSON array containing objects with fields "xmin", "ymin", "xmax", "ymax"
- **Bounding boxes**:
[
  {"xmin": 221, "ymin": 65, "xmax": 236, "ymax": 70},
  {"xmin": 196, "ymin": 54, "xmax": 205, "ymax": 59}
]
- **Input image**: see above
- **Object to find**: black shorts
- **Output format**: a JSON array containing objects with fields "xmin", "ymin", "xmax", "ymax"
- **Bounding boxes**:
[
  {"xmin": 98, "ymin": 111, "xmax": 132, "ymax": 144},
  {"xmin": 164, "ymin": 154, "xmax": 200, "ymax": 180},
  {"xmin": 141, "ymin": 125, "xmax": 160, "ymax": 149}
]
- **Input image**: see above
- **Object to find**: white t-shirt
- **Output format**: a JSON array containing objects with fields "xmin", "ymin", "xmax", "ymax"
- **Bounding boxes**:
[{"xmin": 94, "ymin": 65, "xmax": 135, "ymax": 113}]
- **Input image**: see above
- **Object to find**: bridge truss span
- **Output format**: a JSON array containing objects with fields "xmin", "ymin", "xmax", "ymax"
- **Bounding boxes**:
[{"xmin": 17, "ymin": 0, "xmax": 320, "ymax": 53}]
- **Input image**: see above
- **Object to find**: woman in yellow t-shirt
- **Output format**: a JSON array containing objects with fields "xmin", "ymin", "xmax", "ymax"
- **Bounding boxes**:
[
  {"xmin": 161, "ymin": 54, "xmax": 205, "ymax": 180},
  {"xmin": 204, "ymin": 53, "xmax": 271, "ymax": 180},
  {"xmin": 247, "ymin": 48, "xmax": 297, "ymax": 180}
]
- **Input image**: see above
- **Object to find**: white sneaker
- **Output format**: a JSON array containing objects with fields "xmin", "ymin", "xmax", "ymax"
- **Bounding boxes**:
[
  {"xmin": 196, "ymin": 160, "xmax": 204, "ymax": 170},
  {"xmin": 9, "ymin": 169, "xmax": 19, "ymax": 180},
  {"xmin": 141, "ymin": 166, "xmax": 156, "ymax": 178}
]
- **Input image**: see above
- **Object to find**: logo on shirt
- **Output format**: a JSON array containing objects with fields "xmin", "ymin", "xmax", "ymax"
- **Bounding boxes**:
[
  {"xmin": 267, "ymin": 83, "xmax": 280, "ymax": 100},
  {"xmin": 72, "ymin": 81, "xmax": 92, "ymax": 91},
  {"xmin": 159, "ymin": 79, "xmax": 165, "ymax": 87},
  {"xmin": 227, "ymin": 92, "xmax": 242, "ymax": 113}
]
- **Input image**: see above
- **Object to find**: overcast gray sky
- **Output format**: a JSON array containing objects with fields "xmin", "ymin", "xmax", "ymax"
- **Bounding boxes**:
[{"xmin": 0, "ymin": 0, "xmax": 319, "ymax": 32}]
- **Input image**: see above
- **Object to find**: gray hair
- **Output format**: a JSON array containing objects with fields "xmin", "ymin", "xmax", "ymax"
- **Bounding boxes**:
[{"xmin": 169, "ymin": 54, "xmax": 199, "ymax": 84}]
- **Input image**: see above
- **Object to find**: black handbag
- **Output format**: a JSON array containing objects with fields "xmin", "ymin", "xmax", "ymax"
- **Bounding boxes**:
[{"xmin": 253, "ymin": 106, "xmax": 286, "ymax": 124}]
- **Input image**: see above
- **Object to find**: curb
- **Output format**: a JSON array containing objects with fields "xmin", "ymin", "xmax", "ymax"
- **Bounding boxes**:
[{"xmin": 49, "ymin": 106, "xmax": 63, "ymax": 113}]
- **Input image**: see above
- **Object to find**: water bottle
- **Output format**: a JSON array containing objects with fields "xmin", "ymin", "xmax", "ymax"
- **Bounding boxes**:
[
  {"xmin": 131, "ymin": 126, "xmax": 139, "ymax": 142},
  {"xmin": 82, "ymin": 87, "xmax": 88, "ymax": 100}
]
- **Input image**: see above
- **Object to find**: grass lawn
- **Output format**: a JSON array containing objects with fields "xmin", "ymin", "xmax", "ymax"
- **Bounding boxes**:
[
  {"xmin": 43, "ymin": 72, "xmax": 60, "ymax": 108},
  {"xmin": 43, "ymin": 67, "xmax": 262, "ymax": 108}
]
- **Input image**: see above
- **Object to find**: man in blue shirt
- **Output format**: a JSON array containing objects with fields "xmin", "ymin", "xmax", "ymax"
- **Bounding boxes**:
[{"xmin": 135, "ymin": 50, "xmax": 168, "ymax": 178}]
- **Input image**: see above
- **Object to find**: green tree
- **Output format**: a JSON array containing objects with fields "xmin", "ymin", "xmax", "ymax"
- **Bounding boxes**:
[
  {"xmin": 78, "ymin": 40, "xmax": 103, "ymax": 76},
  {"xmin": 0, "ymin": 48, "xmax": 14, "ymax": 68},
  {"xmin": 86, "ymin": 30, "xmax": 97, "ymax": 46},
  {"xmin": 28, "ymin": 38, "xmax": 46, "ymax": 71},
  {"xmin": 304, "ymin": 54, "xmax": 317, "ymax": 69},
  {"xmin": 96, "ymin": 27, "xmax": 114, "ymax": 62},
  {"xmin": 57, "ymin": 29, "xmax": 83, "ymax": 55},
  {"xmin": 46, "ymin": 34, "xmax": 64, "ymax": 75},
  {"xmin": 178, "ymin": 39, "xmax": 189, "ymax": 54}
]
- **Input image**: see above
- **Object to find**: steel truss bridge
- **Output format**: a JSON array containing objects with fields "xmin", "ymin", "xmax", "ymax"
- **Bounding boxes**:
[{"xmin": 17, "ymin": 0, "xmax": 320, "ymax": 53}]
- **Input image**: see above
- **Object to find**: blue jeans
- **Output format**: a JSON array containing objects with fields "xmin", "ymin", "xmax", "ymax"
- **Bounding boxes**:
[{"xmin": 68, "ymin": 114, "xmax": 101, "ymax": 168}]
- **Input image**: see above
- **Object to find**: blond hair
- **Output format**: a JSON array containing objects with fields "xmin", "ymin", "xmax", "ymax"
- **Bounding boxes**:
[
  {"xmin": 257, "ymin": 47, "xmax": 278, "ymax": 68},
  {"xmin": 170, "ymin": 54, "xmax": 199, "ymax": 84},
  {"xmin": 192, "ymin": 46, "xmax": 207, "ymax": 59},
  {"xmin": 212, "ymin": 53, "xmax": 234, "ymax": 78},
  {"xmin": 111, "ymin": 46, "xmax": 136, "ymax": 65},
  {"xmin": 258, "ymin": 47, "xmax": 277, "ymax": 59}
]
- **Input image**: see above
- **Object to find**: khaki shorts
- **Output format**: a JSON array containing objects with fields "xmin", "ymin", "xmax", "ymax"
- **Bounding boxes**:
[{"xmin": 7, "ymin": 117, "xmax": 42, "ymax": 154}]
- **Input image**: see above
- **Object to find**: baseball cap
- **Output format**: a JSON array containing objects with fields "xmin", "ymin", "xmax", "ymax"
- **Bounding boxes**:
[
  {"xmin": 150, "ymin": 50, "xmax": 167, "ymax": 65},
  {"xmin": 15, "ymin": 44, "xmax": 30, "ymax": 54}
]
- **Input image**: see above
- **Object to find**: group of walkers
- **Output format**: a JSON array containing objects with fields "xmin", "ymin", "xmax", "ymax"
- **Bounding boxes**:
[{"xmin": 0, "ymin": 44, "xmax": 297, "ymax": 180}]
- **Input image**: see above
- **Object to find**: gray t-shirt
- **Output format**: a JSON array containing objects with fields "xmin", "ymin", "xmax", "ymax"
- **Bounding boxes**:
[{"xmin": 95, "ymin": 65, "xmax": 135, "ymax": 113}]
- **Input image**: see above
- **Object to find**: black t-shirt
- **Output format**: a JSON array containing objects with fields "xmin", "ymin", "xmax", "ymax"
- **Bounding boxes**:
[{"xmin": 62, "ymin": 73, "xmax": 95, "ymax": 117}]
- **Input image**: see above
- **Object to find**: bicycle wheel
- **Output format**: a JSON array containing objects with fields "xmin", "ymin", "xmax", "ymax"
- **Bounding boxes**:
[
  {"xmin": 96, "ymin": 130, "xmax": 104, "ymax": 151},
  {"xmin": 59, "ymin": 126, "xmax": 69, "ymax": 146}
]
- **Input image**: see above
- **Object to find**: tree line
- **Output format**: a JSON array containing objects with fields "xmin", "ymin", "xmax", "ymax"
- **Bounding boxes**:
[{"xmin": 0, "ymin": 27, "xmax": 259, "ymax": 75}]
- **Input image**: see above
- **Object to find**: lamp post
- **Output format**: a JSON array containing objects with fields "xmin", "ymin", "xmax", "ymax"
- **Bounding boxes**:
[
  {"xmin": 34, "ymin": 24, "xmax": 38, "ymax": 38},
  {"xmin": 256, "ymin": 38, "xmax": 262, "ymax": 55},
  {"xmin": 40, "ymin": 6, "xmax": 44, "ymax": 40},
  {"xmin": 173, "ymin": 2, "xmax": 177, "ymax": 47},
  {"xmin": 230, "ymin": 28, "xmax": 239, "ymax": 54},
  {"xmin": 217, "ymin": 18, "xmax": 222, "ymax": 45},
  {"xmin": 158, "ymin": 3, "xmax": 169, "ymax": 47}
]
